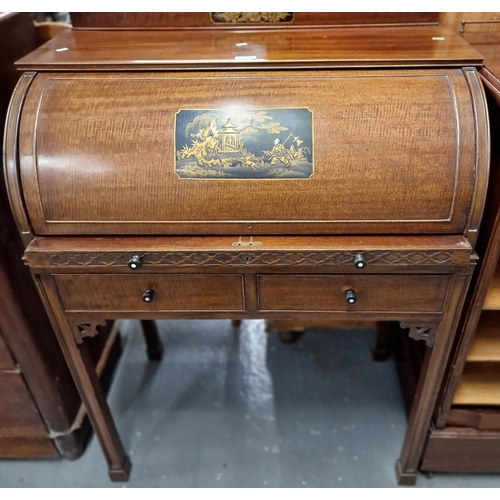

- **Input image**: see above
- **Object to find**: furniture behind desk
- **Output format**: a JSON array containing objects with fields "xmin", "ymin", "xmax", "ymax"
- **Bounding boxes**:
[
  {"xmin": 0, "ymin": 11, "xmax": 122, "ymax": 459},
  {"xmin": 419, "ymin": 28, "xmax": 500, "ymax": 473}
]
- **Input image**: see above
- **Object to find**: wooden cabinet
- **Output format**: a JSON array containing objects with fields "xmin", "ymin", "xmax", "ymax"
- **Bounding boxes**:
[
  {"xmin": 69, "ymin": 12, "xmax": 439, "ymax": 29},
  {"xmin": 3, "ymin": 22, "xmax": 489, "ymax": 484},
  {"xmin": 0, "ymin": 334, "xmax": 58, "ymax": 458},
  {"xmin": 417, "ymin": 29, "xmax": 500, "ymax": 473},
  {"xmin": 0, "ymin": 12, "xmax": 123, "ymax": 459}
]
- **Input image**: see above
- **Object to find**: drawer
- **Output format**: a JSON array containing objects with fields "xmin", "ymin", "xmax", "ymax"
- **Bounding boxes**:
[
  {"xmin": 54, "ymin": 274, "xmax": 245, "ymax": 312},
  {"xmin": 258, "ymin": 274, "xmax": 451, "ymax": 312}
]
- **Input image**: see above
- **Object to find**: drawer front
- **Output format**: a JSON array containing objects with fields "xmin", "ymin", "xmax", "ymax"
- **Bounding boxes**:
[
  {"xmin": 258, "ymin": 274, "xmax": 451, "ymax": 312},
  {"xmin": 54, "ymin": 274, "xmax": 245, "ymax": 312}
]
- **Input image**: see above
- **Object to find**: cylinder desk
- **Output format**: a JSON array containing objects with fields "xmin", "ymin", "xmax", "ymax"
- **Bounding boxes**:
[{"xmin": 3, "ymin": 23, "xmax": 489, "ymax": 484}]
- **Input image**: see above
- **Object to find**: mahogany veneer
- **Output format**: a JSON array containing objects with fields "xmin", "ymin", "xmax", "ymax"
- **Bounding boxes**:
[
  {"xmin": 70, "ymin": 12, "xmax": 439, "ymax": 29},
  {"xmin": 16, "ymin": 26, "xmax": 482, "ymax": 71}
]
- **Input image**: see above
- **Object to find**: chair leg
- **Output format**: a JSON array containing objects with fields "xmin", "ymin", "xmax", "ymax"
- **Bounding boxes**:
[{"xmin": 140, "ymin": 320, "xmax": 163, "ymax": 361}]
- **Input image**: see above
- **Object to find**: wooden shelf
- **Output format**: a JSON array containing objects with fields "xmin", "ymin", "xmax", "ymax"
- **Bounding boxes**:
[
  {"xmin": 466, "ymin": 311, "xmax": 500, "ymax": 361},
  {"xmin": 453, "ymin": 362, "xmax": 500, "ymax": 405},
  {"xmin": 483, "ymin": 263, "xmax": 500, "ymax": 309}
]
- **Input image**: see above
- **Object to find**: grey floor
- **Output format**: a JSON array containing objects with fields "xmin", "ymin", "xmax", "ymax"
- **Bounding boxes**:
[{"xmin": 1, "ymin": 319, "xmax": 500, "ymax": 488}]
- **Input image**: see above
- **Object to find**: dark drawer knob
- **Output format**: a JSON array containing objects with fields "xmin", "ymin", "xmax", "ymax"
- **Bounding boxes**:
[
  {"xmin": 142, "ymin": 289, "xmax": 154, "ymax": 303},
  {"xmin": 345, "ymin": 290, "xmax": 357, "ymax": 305},
  {"xmin": 353, "ymin": 253, "xmax": 366, "ymax": 269},
  {"xmin": 128, "ymin": 254, "xmax": 142, "ymax": 270}
]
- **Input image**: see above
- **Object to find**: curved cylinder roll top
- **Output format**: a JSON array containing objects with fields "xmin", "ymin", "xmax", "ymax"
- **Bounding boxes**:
[{"xmin": 9, "ymin": 67, "xmax": 489, "ymax": 237}]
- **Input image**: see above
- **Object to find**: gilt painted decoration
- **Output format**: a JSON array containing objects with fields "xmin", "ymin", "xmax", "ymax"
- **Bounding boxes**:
[
  {"xmin": 175, "ymin": 108, "xmax": 313, "ymax": 179},
  {"xmin": 211, "ymin": 13, "xmax": 294, "ymax": 23}
]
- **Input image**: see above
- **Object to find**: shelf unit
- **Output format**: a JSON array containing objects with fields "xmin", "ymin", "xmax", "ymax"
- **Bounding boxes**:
[
  {"xmin": 464, "ymin": 310, "xmax": 500, "ymax": 362},
  {"xmin": 420, "ymin": 27, "xmax": 500, "ymax": 473},
  {"xmin": 453, "ymin": 307, "xmax": 500, "ymax": 406},
  {"xmin": 483, "ymin": 266, "xmax": 500, "ymax": 310},
  {"xmin": 453, "ymin": 362, "xmax": 500, "ymax": 405}
]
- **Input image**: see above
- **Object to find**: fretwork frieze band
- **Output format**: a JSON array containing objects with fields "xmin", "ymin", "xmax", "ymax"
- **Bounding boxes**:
[{"xmin": 46, "ymin": 250, "xmax": 454, "ymax": 268}]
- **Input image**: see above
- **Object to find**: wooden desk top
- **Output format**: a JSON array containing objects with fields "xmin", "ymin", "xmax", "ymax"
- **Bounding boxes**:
[{"xmin": 16, "ymin": 26, "xmax": 483, "ymax": 71}]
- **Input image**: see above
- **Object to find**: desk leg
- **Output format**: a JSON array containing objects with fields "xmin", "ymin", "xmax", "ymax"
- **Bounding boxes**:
[
  {"xmin": 372, "ymin": 322, "xmax": 393, "ymax": 361},
  {"xmin": 34, "ymin": 275, "xmax": 131, "ymax": 481},
  {"xmin": 396, "ymin": 273, "xmax": 471, "ymax": 485},
  {"xmin": 73, "ymin": 336, "xmax": 131, "ymax": 481},
  {"xmin": 140, "ymin": 320, "xmax": 163, "ymax": 361}
]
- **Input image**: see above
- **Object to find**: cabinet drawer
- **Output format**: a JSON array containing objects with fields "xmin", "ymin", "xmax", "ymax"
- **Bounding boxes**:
[
  {"xmin": 54, "ymin": 274, "xmax": 245, "ymax": 312},
  {"xmin": 258, "ymin": 274, "xmax": 451, "ymax": 312}
]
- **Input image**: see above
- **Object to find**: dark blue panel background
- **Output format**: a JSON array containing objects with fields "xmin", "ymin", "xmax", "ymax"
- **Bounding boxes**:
[{"xmin": 175, "ymin": 108, "xmax": 312, "ymax": 160}]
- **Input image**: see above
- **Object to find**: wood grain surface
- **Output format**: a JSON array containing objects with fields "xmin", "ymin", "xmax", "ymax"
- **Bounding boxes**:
[
  {"xmin": 15, "ymin": 26, "xmax": 482, "ymax": 71},
  {"xmin": 464, "ymin": 31, "xmax": 500, "ymax": 79},
  {"xmin": 54, "ymin": 273, "xmax": 245, "ymax": 312},
  {"xmin": 25, "ymin": 234, "xmax": 473, "ymax": 253},
  {"xmin": 483, "ymin": 267, "xmax": 500, "ymax": 308},
  {"xmin": 24, "ymin": 235, "xmax": 473, "ymax": 271},
  {"xmin": 465, "ymin": 311, "xmax": 500, "ymax": 361},
  {"xmin": 258, "ymin": 274, "xmax": 451, "ymax": 312},
  {"xmin": 440, "ymin": 12, "xmax": 500, "ymax": 34},
  {"xmin": 422, "ymin": 428, "xmax": 500, "ymax": 472},
  {"xmin": 0, "ymin": 335, "xmax": 57, "ymax": 458},
  {"xmin": 447, "ymin": 407, "xmax": 500, "ymax": 430},
  {"xmin": 453, "ymin": 362, "xmax": 500, "ymax": 405},
  {"xmin": 70, "ymin": 12, "xmax": 439, "ymax": 29},
  {"xmin": 18, "ymin": 69, "xmax": 478, "ymax": 236}
]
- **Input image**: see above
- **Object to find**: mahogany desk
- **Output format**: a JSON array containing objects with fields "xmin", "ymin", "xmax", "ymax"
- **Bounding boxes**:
[{"xmin": 4, "ymin": 25, "xmax": 488, "ymax": 484}]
